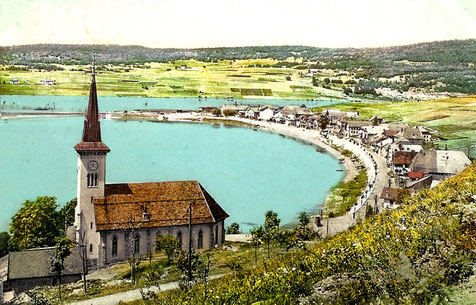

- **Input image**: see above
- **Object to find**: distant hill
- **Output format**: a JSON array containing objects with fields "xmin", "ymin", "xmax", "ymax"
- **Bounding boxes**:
[
  {"xmin": 1, "ymin": 40, "xmax": 475, "ymax": 65},
  {"xmin": 1, "ymin": 40, "xmax": 475, "ymax": 94}
]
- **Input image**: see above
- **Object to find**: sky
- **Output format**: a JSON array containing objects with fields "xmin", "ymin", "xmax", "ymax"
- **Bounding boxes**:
[{"xmin": 0, "ymin": 0, "xmax": 475, "ymax": 48}]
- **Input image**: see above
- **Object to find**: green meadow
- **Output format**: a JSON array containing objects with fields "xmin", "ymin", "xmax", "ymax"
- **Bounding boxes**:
[{"xmin": 0, "ymin": 59, "xmax": 345, "ymax": 100}]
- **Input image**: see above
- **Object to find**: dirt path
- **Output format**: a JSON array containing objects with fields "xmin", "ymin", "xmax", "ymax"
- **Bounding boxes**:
[{"xmin": 68, "ymin": 275, "xmax": 223, "ymax": 305}]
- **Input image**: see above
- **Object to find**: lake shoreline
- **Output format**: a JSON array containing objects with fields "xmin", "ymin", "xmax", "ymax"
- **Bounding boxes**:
[{"xmin": 159, "ymin": 113, "xmax": 359, "ymax": 222}]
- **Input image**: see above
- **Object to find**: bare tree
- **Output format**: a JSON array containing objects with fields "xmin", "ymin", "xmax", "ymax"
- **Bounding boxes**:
[
  {"xmin": 127, "ymin": 215, "xmax": 141, "ymax": 285},
  {"xmin": 78, "ymin": 230, "xmax": 88, "ymax": 293}
]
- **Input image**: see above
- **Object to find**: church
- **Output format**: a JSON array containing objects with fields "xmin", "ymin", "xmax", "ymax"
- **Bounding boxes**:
[{"xmin": 73, "ymin": 57, "xmax": 229, "ymax": 268}]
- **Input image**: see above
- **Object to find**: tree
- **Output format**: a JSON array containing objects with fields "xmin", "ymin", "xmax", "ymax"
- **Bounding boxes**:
[
  {"xmin": 51, "ymin": 237, "xmax": 73, "ymax": 301},
  {"xmin": 250, "ymin": 226, "xmax": 264, "ymax": 263},
  {"xmin": 344, "ymin": 87, "xmax": 353, "ymax": 95},
  {"xmin": 298, "ymin": 212, "xmax": 310, "ymax": 227},
  {"xmin": 127, "ymin": 216, "xmax": 141, "ymax": 285},
  {"xmin": 155, "ymin": 234, "xmax": 180, "ymax": 266},
  {"xmin": 312, "ymin": 75, "xmax": 319, "ymax": 87},
  {"xmin": 177, "ymin": 250, "xmax": 208, "ymax": 289},
  {"xmin": 226, "ymin": 223, "xmax": 240, "ymax": 234},
  {"xmin": 264, "ymin": 210, "xmax": 280, "ymax": 258},
  {"xmin": 223, "ymin": 109, "xmax": 237, "ymax": 117},
  {"xmin": 324, "ymin": 78, "xmax": 330, "ymax": 84},
  {"xmin": 58, "ymin": 198, "xmax": 76, "ymax": 234},
  {"xmin": 212, "ymin": 108, "xmax": 222, "ymax": 116},
  {"xmin": 318, "ymin": 116, "xmax": 330, "ymax": 131},
  {"xmin": 10, "ymin": 196, "xmax": 60, "ymax": 250},
  {"xmin": 0, "ymin": 232, "xmax": 10, "ymax": 257},
  {"xmin": 77, "ymin": 230, "xmax": 88, "ymax": 293}
]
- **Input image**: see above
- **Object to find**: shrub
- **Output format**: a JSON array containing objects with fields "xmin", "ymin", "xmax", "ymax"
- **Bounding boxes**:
[
  {"xmin": 226, "ymin": 223, "xmax": 240, "ymax": 234},
  {"xmin": 223, "ymin": 109, "xmax": 237, "ymax": 117}
]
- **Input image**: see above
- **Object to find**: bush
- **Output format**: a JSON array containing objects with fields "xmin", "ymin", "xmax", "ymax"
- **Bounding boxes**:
[
  {"xmin": 226, "ymin": 223, "xmax": 240, "ymax": 234},
  {"xmin": 223, "ymin": 109, "xmax": 237, "ymax": 117},
  {"xmin": 212, "ymin": 108, "xmax": 222, "ymax": 116}
]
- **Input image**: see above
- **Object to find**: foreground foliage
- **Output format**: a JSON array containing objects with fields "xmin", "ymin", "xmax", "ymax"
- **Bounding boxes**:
[
  {"xmin": 325, "ymin": 170, "xmax": 368, "ymax": 217},
  {"xmin": 133, "ymin": 162, "xmax": 476, "ymax": 304}
]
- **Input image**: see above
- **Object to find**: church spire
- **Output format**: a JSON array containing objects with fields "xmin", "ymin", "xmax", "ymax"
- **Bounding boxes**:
[{"xmin": 75, "ymin": 49, "xmax": 110, "ymax": 153}]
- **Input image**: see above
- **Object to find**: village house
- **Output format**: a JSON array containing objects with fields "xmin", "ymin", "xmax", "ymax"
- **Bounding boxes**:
[
  {"xmin": 361, "ymin": 125, "xmax": 386, "ymax": 145},
  {"xmin": 74, "ymin": 60, "xmax": 229, "ymax": 268},
  {"xmin": 410, "ymin": 149, "xmax": 471, "ymax": 180},
  {"xmin": 344, "ymin": 120, "xmax": 371, "ymax": 138},
  {"xmin": 418, "ymin": 127, "xmax": 432, "ymax": 142},
  {"xmin": 285, "ymin": 114, "xmax": 297, "ymax": 126},
  {"xmin": 392, "ymin": 151, "xmax": 418, "ymax": 176},
  {"xmin": 259, "ymin": 106, "xmax": 275, "ymax": 121},
  {"xmin": 40, "ymin": 79, "xmax": 56, "ymax": 85},
  {"xmin": 380, "ymin": 187, "xmax": 407, "ymax": 209},
  {"xmin": 9, "ymin": 79, "xmax": 19, "ymax": 85},
  {"xmin": 199, "ymin": 106, "xmax": 218, "ymax": 113},
  {"xmin": 399, "ymin": 141, "xmax": 423, "ymax": 153},
  {"xmin": 402, "ymin": 127, "xmax": 424, "ymax": 145},
  {"xmin": 244, "ymin": 107, "xmax": 260, "ymax": 120},
  {"xmin": 1, "ymin": 247, "xmax": 82, "ymax": 300}
]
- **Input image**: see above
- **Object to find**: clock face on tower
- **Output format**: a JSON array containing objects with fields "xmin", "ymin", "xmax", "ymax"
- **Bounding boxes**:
[{"xmin": 88, "ymin": 160, "xmax": 98, "ymax": 171}]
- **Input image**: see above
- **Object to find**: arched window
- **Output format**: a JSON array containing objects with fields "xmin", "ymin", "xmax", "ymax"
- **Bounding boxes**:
[
  {"xmin": 134, "ymin": 234, "xmax": 140, "ymax": 254},
  {"xmin": 89, "ymin": 244, "xmax": 93, "ymax": 254},
  {"xmin": 198, "ymin": 230, "xmax": 203, "ymax": 249},
  {"xmin": 112, "ymin": 235, "xmax": 118, "ymax": 256},
  {"xmin": 87, "ymin": 173, "xmax": 98, "ymax": 188},
  {"xmin": 215, "ymin": 226, "xmax": 219, "ymax": 245},
  {"xmin": 177, "ymin": 231, "xmax": 182, "ymax": 248}
]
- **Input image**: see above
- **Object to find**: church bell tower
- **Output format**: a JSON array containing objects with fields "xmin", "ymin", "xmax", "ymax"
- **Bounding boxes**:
[{"xmin": 74, "ymin": 50, "xmax": 110, "ymax": 263}]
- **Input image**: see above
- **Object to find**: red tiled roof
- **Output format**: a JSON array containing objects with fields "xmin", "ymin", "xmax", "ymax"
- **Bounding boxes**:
[
  {"xmin": 384, "ymin": 130, "xmax": 399, "ymax": 137},
  {"xmin": 408, "ymin": 171, "xmax": 426, "ymax": 179},
  {"xmin": 94, "ymin": 181, "xmax": 229, "ymax": 231},
  {"xmin": 74, "ymin": 141, "xmax": 110, "ymax": 152},
  {"xmin": 393, "ymin": 151, "xmax": 418, "ymax": 165}
]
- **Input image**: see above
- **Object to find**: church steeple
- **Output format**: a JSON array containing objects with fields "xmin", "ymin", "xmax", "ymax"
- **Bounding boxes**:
[{"xmin": 75, "ymin": 49, "xmax": 110, "ymax": 153}]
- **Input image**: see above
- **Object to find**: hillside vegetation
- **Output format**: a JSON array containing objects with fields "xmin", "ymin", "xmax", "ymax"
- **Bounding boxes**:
[
  {"xmin": 1, "ymin": 39, "xmax": 475, "ymax": 97},
  {"xmin": 129, "ymin": 162, "xmax": 476, "ymax": 304}
]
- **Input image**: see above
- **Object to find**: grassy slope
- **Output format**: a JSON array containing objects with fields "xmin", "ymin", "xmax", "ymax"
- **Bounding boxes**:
[
  {"xmin": 126, "ymin": 162, "xmax": 476, "ymax": 305},
  {"xmin": 0, "ymin": 60, "xmax": 345, "ymax": 100},
  {"xmin": 313, "ymin": 95, "xmax": 476, "ymax": 150}
]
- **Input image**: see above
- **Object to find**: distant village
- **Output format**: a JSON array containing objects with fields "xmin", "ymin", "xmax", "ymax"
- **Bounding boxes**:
[
  {"xmin": 8, "ymin": 78, "xmax": 55, "ymax": 85},
  {"xmin": 204, "ymin": 103, "xmax": 472, "ymax": 210}
]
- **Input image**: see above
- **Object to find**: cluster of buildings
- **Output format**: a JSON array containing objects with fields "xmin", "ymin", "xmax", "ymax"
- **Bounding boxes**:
[
  {"xmin": 8, "ymin": 79, "xmax": 55, "ymax": 85},
  {"xmin": 217, "ymin": 105, "xmax": 472, "ymax": 210}
]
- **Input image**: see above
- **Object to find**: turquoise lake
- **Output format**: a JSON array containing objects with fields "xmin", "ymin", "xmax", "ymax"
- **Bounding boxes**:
[
  {"xmin": 0, "ymin": 96, "xmax": 344, "ymax": 233},
  {"xmin": 0, "ymin": 95, "xmax": 341, "ymax": 112}
]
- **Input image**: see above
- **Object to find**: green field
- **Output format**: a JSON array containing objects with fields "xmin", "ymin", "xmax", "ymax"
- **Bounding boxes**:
[
  {"xmin": 313, "ymin": 96, "xmax": 476, "ymax": 151},
  {"xmin": 0, "ymin": 60, "xmax": 346, "ymax": 100}
]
